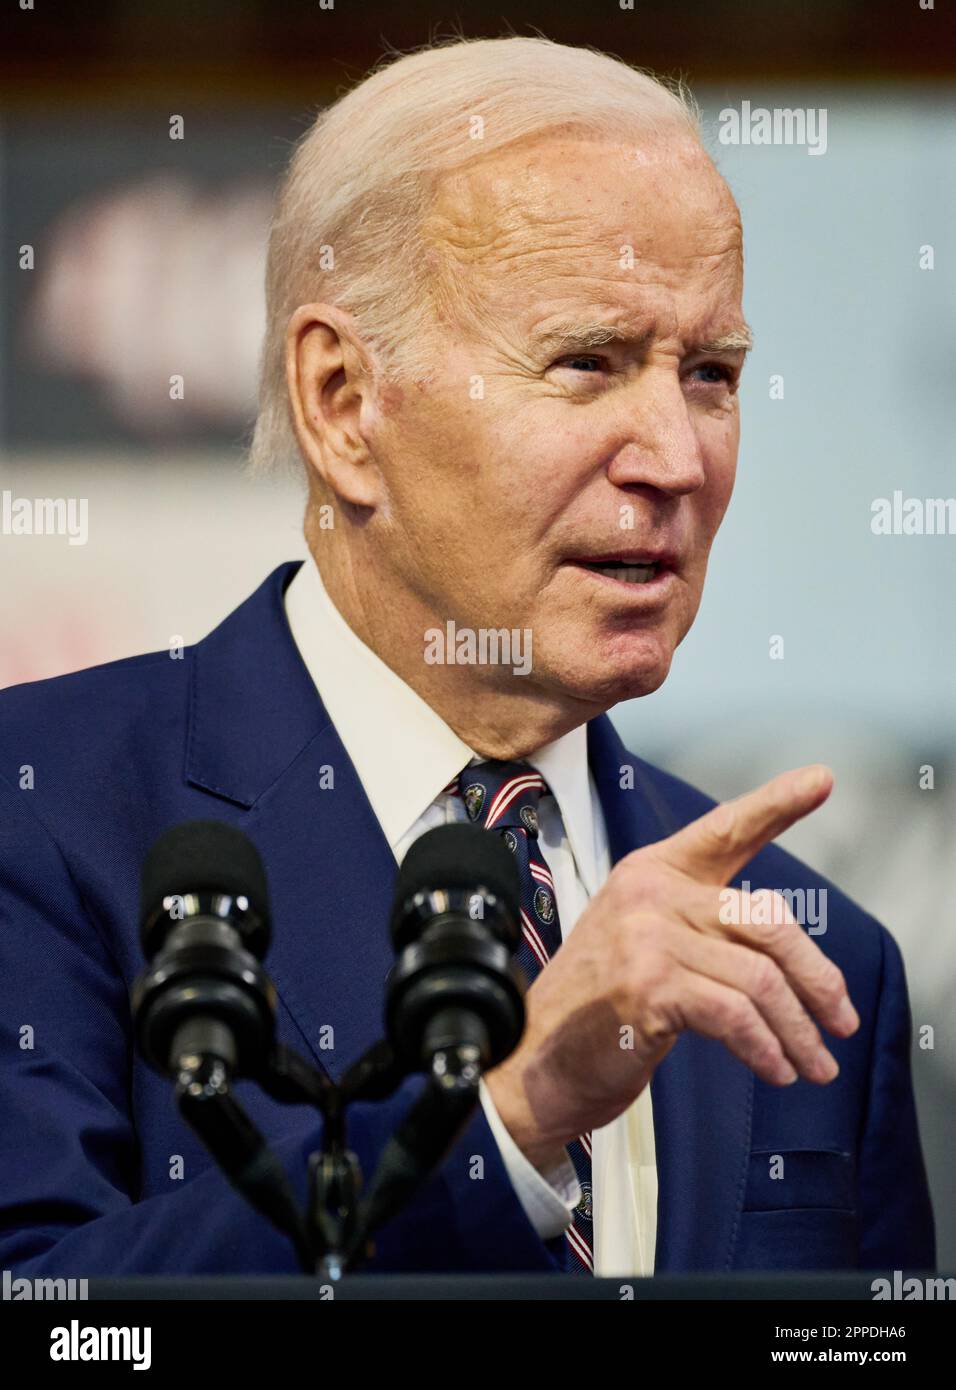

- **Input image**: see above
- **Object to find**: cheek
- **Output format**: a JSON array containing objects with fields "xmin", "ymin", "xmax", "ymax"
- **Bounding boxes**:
[
  {"xmin": 466, "ymin": 410, "xmax": 588, "ymax": 534},
  {"xmin": 706, "ymin": 460, "xmax": 737, "ymax": 534},
  {"xmin": 698, "ymin": 420, "xmax": 739, "ymax": 535},
  {"xmin": 373, "ymin": 397, "xmax": 469, "ymax": 510}
]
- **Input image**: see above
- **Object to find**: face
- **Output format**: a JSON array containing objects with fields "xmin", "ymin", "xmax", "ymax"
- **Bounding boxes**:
[{"xmin": 361, "ymin": 132, "xmax": 746, "ymax": 710}]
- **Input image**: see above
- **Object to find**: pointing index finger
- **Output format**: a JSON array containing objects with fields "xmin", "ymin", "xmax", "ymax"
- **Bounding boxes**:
[{"xmin": 654, "ymin": 765, "xmax": 834, "ymax": 885}]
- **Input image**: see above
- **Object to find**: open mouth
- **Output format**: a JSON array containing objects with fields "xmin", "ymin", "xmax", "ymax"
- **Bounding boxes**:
[{"xmin": 570, "ymin": 556, "xmax": 671, "ymax": 585}]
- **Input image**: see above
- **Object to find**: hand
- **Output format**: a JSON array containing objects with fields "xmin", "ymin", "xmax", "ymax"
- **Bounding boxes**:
[{"xmin": 485, "ymin": 764, "xmax": 861, "ymax": 1172}]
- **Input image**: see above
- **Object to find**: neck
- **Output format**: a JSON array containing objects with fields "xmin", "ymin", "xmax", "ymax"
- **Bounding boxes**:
[{"xmin": 311, "ymin": 543, "xmax": 603, "ymax": 760}]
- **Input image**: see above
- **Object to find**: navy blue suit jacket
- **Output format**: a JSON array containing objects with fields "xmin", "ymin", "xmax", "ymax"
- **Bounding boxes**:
[{"xmin": 0, "ymin": 563, "xmax": 935, "ymax": 1276}]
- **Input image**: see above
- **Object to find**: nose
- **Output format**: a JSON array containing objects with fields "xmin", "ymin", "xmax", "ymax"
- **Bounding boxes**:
[{"xmin": 606, "ymin": 374, "xmax": 707, "ymax": 498}]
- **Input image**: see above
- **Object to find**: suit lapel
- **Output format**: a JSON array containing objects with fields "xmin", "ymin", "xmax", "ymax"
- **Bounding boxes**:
[
  {"xmin": 588, "ymin": 715, "xmax": 753, "ymax": 1272},
  {"xmin": 185, "ymin": 562, "xmax": 398, "ymax": 1080},
  {"xmin": 244, "ymin": 721, "xmax": 399, "ymax": 1080}
]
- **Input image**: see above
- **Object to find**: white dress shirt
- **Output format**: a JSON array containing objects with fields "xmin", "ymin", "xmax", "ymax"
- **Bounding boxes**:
[{"xmin": 283, "ymin": 554, "xmax": 658, "ymax": 1275}]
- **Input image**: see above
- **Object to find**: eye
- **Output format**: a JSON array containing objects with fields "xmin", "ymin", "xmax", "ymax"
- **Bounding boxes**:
[
  {"xmin": 689, "ymin": 361, "xmax": 738, "ymax": 387},
  {"xmin": 552, "ymin": 355, "xmax": 608, "ymax": 374}
]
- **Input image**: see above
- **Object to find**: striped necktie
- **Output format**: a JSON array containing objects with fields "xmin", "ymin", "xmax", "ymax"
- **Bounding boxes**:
[{"xmin": 448, "ymin": 759, "xmax": 594, "ymax": 1274}]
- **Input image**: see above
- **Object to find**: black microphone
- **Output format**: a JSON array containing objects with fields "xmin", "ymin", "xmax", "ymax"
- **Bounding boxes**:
[
  {"xmin": 352, "ymin": 824, "xmax": 527, "ymax": 1250},
  {"xmin": 386, "ymin": 821, "xmax": 526, "ymax": 1074},
  {"xmin": 131, "ymin": 821, "xmax": 318, "ymax": 1269},
  {"xmin": 132, "ymin": 819, "xmax": 276, "ymax": 1081}
]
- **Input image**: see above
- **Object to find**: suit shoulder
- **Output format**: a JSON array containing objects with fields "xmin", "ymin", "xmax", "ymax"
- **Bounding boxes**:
[
  {"xmin": 0, "ymin": 647, "xmax": 195, "ymax": 816},
  {"xmin": 0, "ymin": 648, "xmax": 188, "ymax": 738},
  {"xmin": 0, "ymin": 562, "xmax": 299, "ymax": 747}
]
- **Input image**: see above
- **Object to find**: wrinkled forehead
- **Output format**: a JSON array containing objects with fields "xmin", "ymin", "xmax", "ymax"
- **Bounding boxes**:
[{"xmin": 421, "ymin": 132, "xmax": 742, "ymax": 333}]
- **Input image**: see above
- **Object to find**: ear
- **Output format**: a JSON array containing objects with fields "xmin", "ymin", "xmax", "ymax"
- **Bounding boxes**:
[{"xmin": 285, "ymin": 303, "xmax": 383, "ymax": 508}]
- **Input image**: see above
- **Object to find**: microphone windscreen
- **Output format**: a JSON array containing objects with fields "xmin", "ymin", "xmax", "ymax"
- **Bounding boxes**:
[
  {"xmin": 139, "ymin": 819, "xmax": 270, "ymax": 950},
  {"xmin": 390, "ymin": 822, "xmax": 521, "ymax": 941}
]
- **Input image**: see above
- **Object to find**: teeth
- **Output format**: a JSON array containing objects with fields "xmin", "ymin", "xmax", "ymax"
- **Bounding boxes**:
[{"xmin": 594, "ymin": 564, "xmax": 658, "ymax": 583}]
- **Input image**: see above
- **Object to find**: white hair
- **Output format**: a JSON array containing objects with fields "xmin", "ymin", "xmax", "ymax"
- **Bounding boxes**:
[{"xmin": 249, "ymin": 35, "xmax": 702, "ymax": 474}]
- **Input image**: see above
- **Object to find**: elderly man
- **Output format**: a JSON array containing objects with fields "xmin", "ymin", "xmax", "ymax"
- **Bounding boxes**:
[{"xmin": 0, "ymin": 36, "xmax": 934, "ymax": 1279}]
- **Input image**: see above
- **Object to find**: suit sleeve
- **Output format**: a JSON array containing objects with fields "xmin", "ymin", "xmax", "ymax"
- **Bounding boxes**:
[
  {"xmin": 0, "ymin": 775, "xmax": 562, "ymax": 1276},
  {"xmin": 856, "ymin": 923, "xmax": 936, "ymax": 1271}
]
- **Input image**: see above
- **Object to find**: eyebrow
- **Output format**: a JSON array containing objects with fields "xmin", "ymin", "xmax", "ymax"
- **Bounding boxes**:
[
  {"xmin": 697, "ymin": 327, "xmax": 754, "ymax": 352},
  {"xmin": 528, "ymin": 321, "xmax": 754, "ymax": 355}
]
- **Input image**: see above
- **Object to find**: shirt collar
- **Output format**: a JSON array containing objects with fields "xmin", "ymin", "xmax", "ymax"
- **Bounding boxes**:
[
  {"xmin": 283, "ymin": 554, "xmax": 599, "ymax": 888},
  {"xmin": 529, "ymin": 726, "xmax": 602, "ymax": 897}
]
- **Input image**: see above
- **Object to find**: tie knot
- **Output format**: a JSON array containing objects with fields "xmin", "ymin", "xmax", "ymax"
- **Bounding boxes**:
[{"xmin": 455, "ymin": 759, "xmax": 547, "ymax": 835}]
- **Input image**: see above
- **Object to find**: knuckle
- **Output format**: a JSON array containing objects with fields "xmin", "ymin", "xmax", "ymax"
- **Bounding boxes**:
[
  {"xmin": 737, "ymin": 889, "xmax": 773, "ymax": 934},
  {"xmin": 608, "ymin": 856, "xmax": 641, "ymax": 900},
  {"xmin": 749, "ymin": 953, "xmax": 784, "ymax": 1001},
  {"xmin": 717, "ymin": 992, "xmax": 754, "ymax": 1037},
  {"xmin": 770, "ymin": 891, "xmax": 798, "ymax": 926},
  {"xmin": 747, "ymin": 887, "xmax": 794, "ymax": 928},
  {"xmin": 628, "ymin": 861, "xmax": 672, "ymax": 906},
  {"xmin": 814, "ymin": 960, "xmax": 847, "ymax": 1009},
  {"xmin": 755, "ymin": 1041, "xmax": 787, "ymax": 1074},
  {"xmin": 702, "ymin": 803, "xmax": 737, "ymax": 853},
  {"xmin": 745, "ymin": 917, "xmax": 779, "ymax": 949}
]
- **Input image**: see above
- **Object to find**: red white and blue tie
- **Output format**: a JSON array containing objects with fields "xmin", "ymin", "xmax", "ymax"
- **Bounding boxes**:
[{"xmin": 448, "ymin": 759, "xmax": 594, "ymax": 1274}]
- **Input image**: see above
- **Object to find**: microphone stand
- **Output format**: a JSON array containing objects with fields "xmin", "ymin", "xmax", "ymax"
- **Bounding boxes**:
[
  {"xmin": 172, "ymin": 1033, "xmax": 482, "ymax": 1280},
  {"xmin": 175, "ymin": 1048, "xmax": 316, "ymax": 1275},
  {"xmin": 352, "ymin": 1042, "xmax": 482, "ymax": 1247},
  {"xmin": 136, "ymin": 832, "xmax": 525, "ymax": 1279}
]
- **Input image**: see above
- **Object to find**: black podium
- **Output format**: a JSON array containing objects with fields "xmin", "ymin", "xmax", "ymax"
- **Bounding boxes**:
[{"xmin": 85, "ymin": 1271, "xmax": 950, "ymax": 1299}]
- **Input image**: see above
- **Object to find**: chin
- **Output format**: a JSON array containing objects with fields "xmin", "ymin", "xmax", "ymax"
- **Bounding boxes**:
[
  {"xmin": 545, "ymin": 636, "xmax": 675, "ymax": 708},
  {"xmin": 602, "ymin": 625, "xmax": 676, "ymax": 689},
  {"xmin": 600, "ymin": 658, "xmax": 672, "ymax": 705}
]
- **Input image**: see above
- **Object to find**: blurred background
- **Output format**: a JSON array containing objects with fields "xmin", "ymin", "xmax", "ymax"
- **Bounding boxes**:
[{"xmin": 2, "ymin": 1, "xmax": 954, "ymax": 1263}]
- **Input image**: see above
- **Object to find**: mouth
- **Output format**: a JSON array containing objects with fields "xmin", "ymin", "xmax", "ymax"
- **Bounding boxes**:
[{"xmin": 565, "ymin": 553, "xmax": 677, "ymax": 588}]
